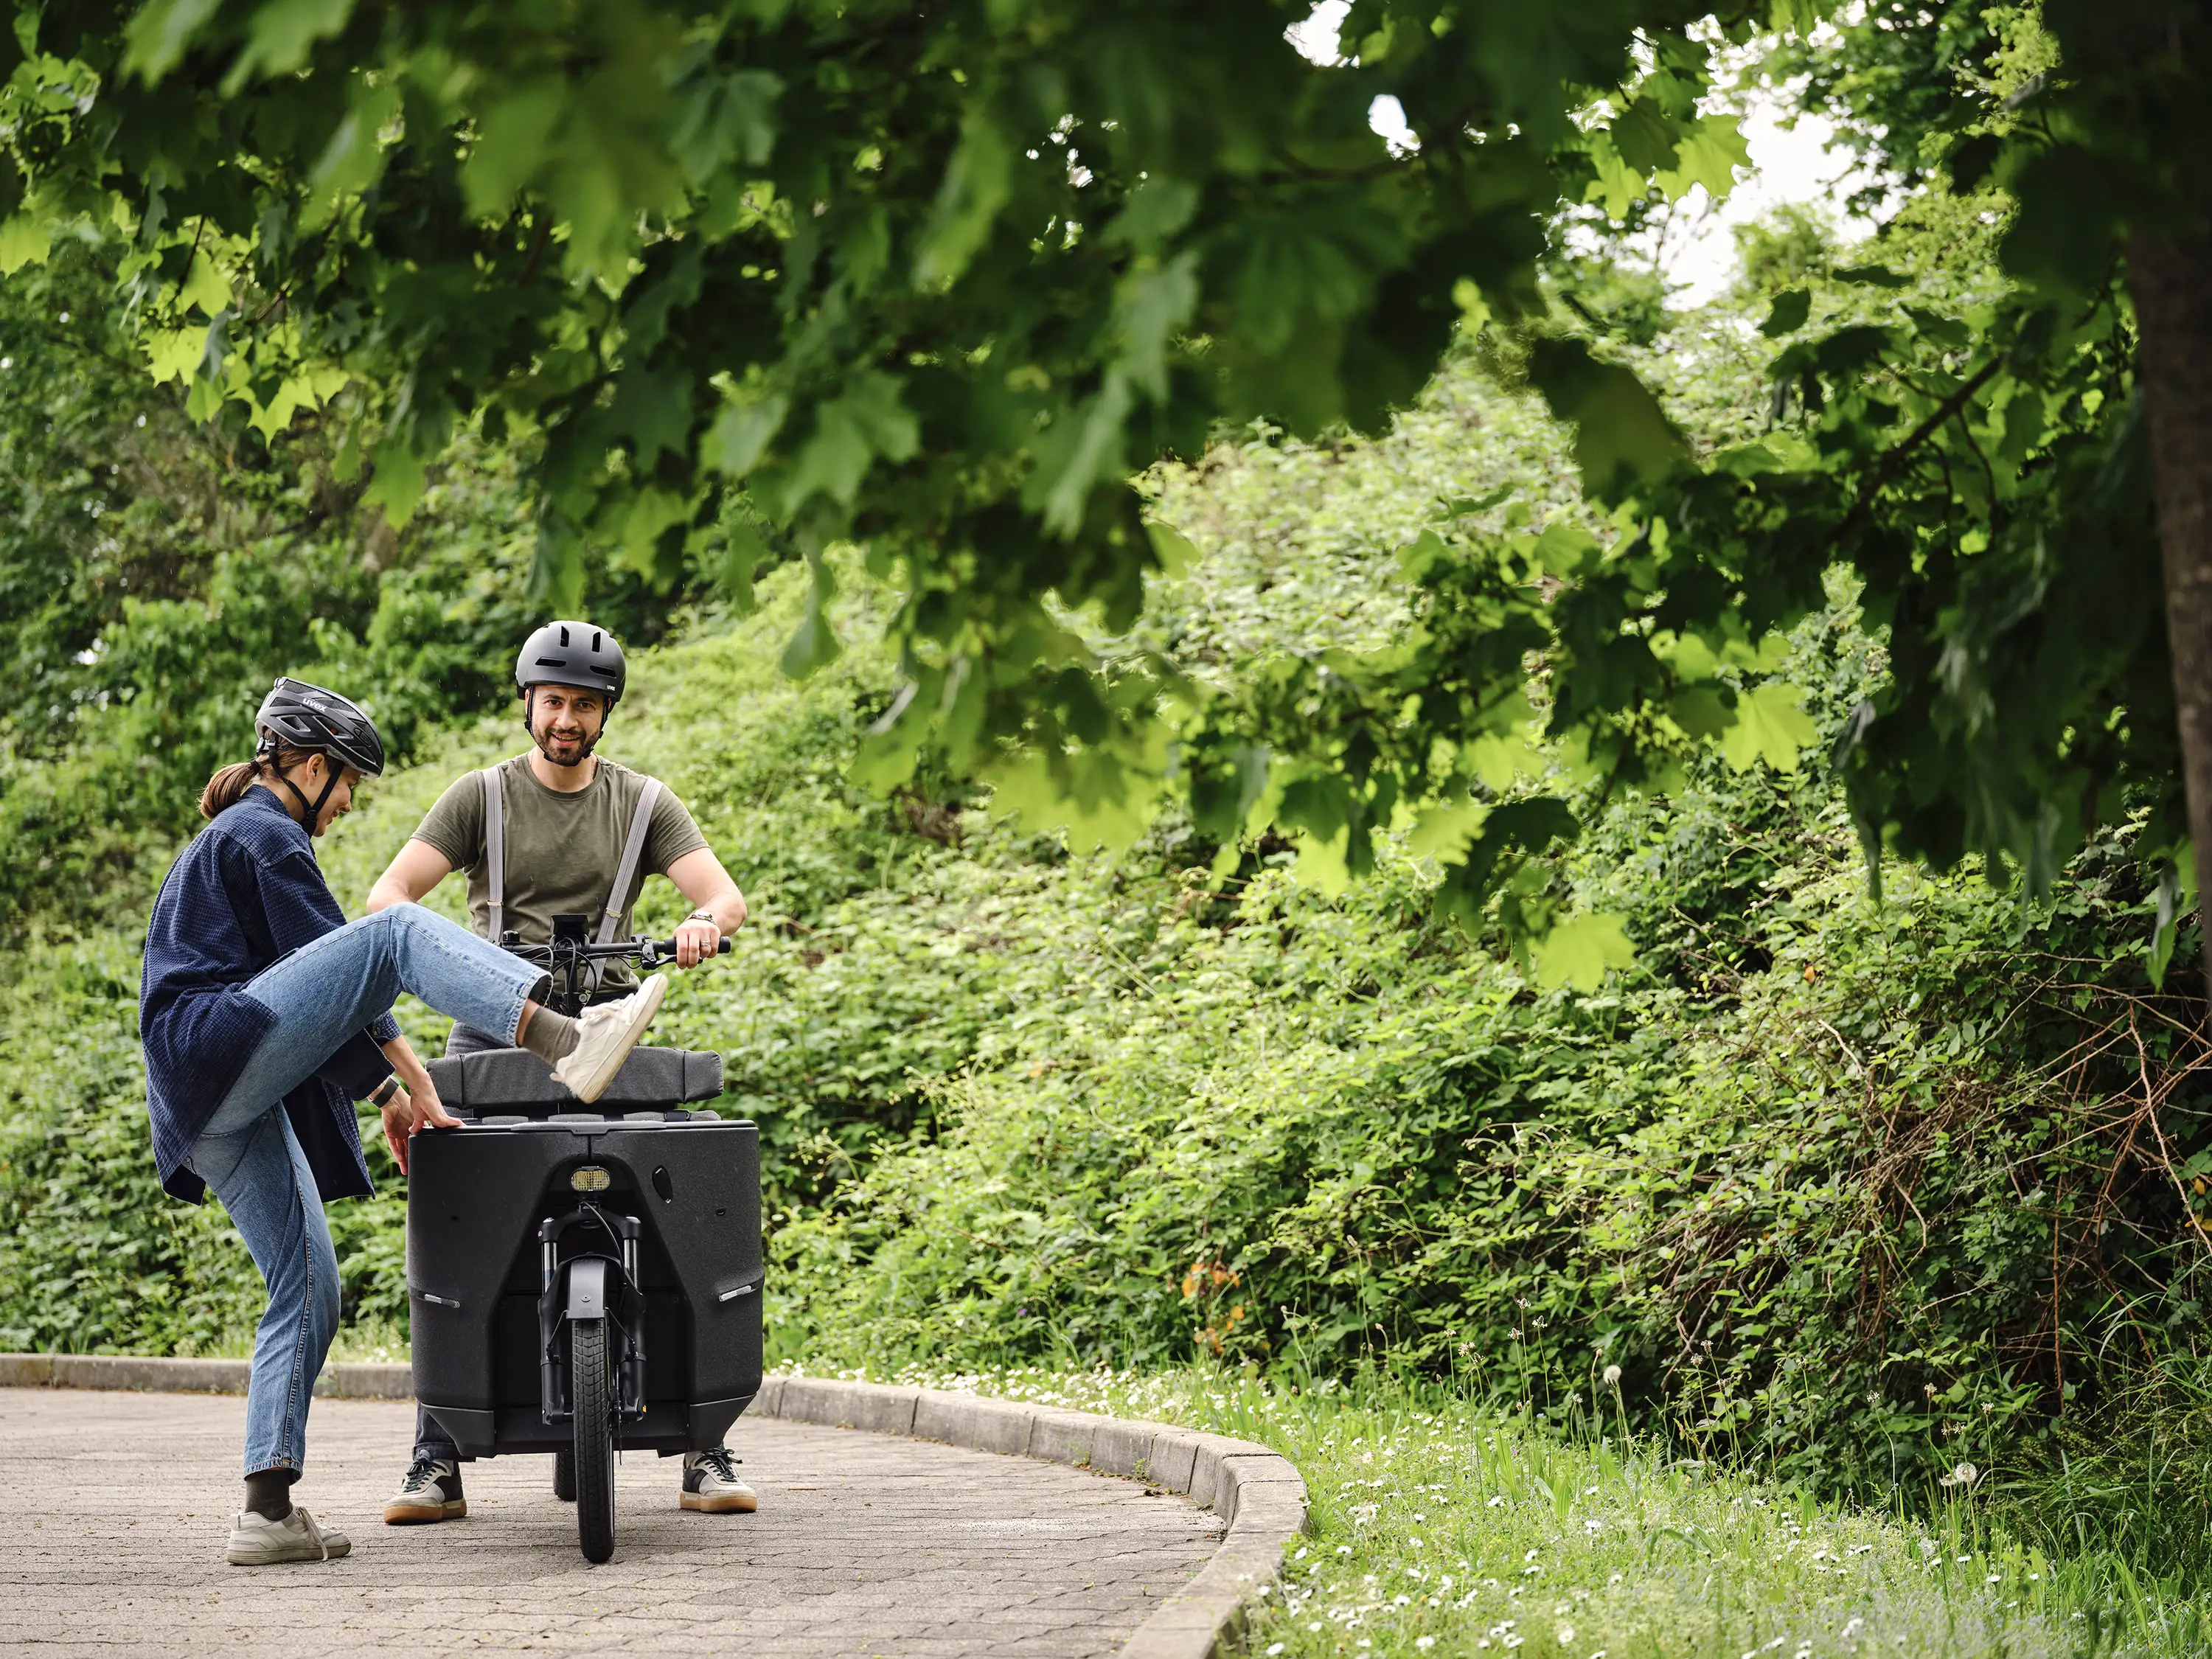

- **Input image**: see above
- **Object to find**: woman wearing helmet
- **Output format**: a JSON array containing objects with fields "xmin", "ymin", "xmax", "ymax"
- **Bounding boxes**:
[{"xmin": 142, "ymin": 678, "xmax": 672, "ymax": 1566}]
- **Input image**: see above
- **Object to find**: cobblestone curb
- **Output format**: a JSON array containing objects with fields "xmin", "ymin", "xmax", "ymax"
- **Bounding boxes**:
[
  {"xmin": 757, "ymin": 1377, "xmax": 1309, "ymax": 1659},
  {"xmin": 0, "ymin": 1359, "xmax": 1307, "ymax": 1658}
]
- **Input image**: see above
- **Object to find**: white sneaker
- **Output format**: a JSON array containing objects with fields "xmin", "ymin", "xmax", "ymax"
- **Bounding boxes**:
[
  {"xmin": 227, "ymin": 1504, "xmax": 352, "ymax": 1565},
  {"xmin": 551, "ymin": 974, "xmax": 670, "ymax": 1104},
  {"xmin": 680, "ymin": 1447, "xmax": 757, "ymax": 1513}
]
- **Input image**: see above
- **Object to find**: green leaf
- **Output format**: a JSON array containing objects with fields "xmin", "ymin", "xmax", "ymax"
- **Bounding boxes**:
[
  {"xmin": 1834, "ymin": 263, "xmax": 1911, "ymax": 288},
  {"xmin": 779, "ymin": 554, "xmax": 843, "ymax": 678},
  {"xmin": 1531, "ymin": 911, "xmax": 1637, "ymax": 992},
  {"xmin": 179, "ymin": 251, "xmax": 231, "ymax": 317},
  {"xmin": 1759, "ymin": 288, "xmax": 1812, "ymax": 338},
  {"xmin": 608, "ymin": 365, "xmax": 694, "ymax": 471},
  {"xmin": 1607, "ymin": 97, "xmax": 1678, "ymax": 175},
  {"xmin": 1408, "ymin": 801, "xmax": 1485, "ymax": 861},
  {"xmin": 669, "ymin": 69, "xmax": 782, "ymax": 184},
  {"xmin": 715, "ymin": 514, "xmax": 771, "ymax": 612},
  {"xmin": 1524, "ymin": 338, "xmax": 1686, "ymax": 503},
  {"xmin": 1719, "ymin": 681, "xmax": 1818, "ymax": 773},
  {"xmin": 1147, "ymin": 520, "xmax": 1199, "ymax": 575},
  {"xmin": 1032, "ymin": 378, "xmax": 1133, "ymax": 536},
  {"xmin": 226, "ymin": 0, "xmax": 352, "ymax": 91},
  {"xmin": 528, "ymin": 515, "xmax": 585, "ymax": 613},
  {"xmin": 703, "ymin": 392, "xmax": 790, "ymax": 479},
  {"xmin": 306, "ymin": 77, "xmax": 401, "ymax": 218},
  {"xmin": 1103, "ymin": 177, "xmax": 1199, "ymax": 251},
  {"xmin": 1582, "ymin": 131, "xmax": 1646, "ymax": 222},
  {"xmin": 914, "ymin": 110, "xmax": 1012, "ymax": 289},
  {"xmin": 361, "ymin": 436, "xmax": 428, "ymax": 527},
  {"xmin": 1658, "ymin": 114, "xmax": 1750, "ymax": 202},
  {"xmin": 1293, "ymin": 829, "xmax": 1353, "ymax": 896},
  {"xmin": 619, "ymin": 485, "xmax": 692, "ymax": 578},
  {"xmin": 122, "ymin": 0, "xmax": 223, "ymax": 82},
  {"xmin": 0, "ymin": 215, "xmax": 51, "ymax": 276},
  {"xmin": 1113, "ymin": 251, "xmax": 1200, "ymax": 401},
  {"xmin": 1669, "ymin": 686, "xmax": 1730, "ymax": 738},
  {"xmin": 2147, "ymin": 859, "xmax": 2188, "ymax": 989},
  {"xmin": 782, "ymin": 372, "xmax": 919, "ymax": 512},
  {"xmin": 142, "ymin": 326, "xmax": 206, "ymax": 384},
  {"xmin": 462, "ymin": 83, "xmax": 566, "ymax": 217}
]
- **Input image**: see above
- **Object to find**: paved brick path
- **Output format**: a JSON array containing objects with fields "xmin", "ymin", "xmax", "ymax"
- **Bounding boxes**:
[{"xmin": 0, "ymin": 1391, "xmax": 1224, "ymax": 1656}]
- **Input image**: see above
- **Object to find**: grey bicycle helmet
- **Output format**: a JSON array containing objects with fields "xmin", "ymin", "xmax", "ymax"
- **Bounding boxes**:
[
  {"xmin": 515, "ymin": 620, "xmax": 626, "ymax": 708},
  {"xmin": 254, "ymin": 677, "xmax": 386, "ymax": 822}
]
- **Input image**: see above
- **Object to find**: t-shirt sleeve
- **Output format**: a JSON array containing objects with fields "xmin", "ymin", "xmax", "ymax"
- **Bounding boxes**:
[
  {"xmin": 644, "ymin": 785, "xmax": 709, "ymax": 877},
  {"xmin": 412, "ymin": 770, "xmax": 489, "ymax": 872}
]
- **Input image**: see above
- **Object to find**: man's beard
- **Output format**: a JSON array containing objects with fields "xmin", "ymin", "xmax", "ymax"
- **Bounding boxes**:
[{"xmin": 527, "ymin": 703, "xmax": 602, "ymax": 768}]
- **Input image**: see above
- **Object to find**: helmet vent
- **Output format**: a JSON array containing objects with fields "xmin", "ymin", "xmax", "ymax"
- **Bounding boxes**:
[{"xmin": 557, "ymin": 625, "xmax": 571, "ymax": 646}]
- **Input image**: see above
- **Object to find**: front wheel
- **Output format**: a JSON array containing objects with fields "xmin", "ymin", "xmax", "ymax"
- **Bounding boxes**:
[
  {"xmin": 570, "ymin": 1317, "xmax": 616, "ymax": 1562},
  {"xmin": 552, "ymin": 1448, "xmax": 575, "ymax": 1502}
]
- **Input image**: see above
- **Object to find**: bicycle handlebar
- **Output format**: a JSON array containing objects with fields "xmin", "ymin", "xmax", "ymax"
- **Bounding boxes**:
[{"xmin": 499, "ymin": 934, "xmax": 734, "ymax": 968}]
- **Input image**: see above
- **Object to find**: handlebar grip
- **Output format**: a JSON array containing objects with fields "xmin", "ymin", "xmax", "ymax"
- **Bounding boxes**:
[{"xmin": 653, "ymin": 936, "xmax": 734, "ymax": 955}]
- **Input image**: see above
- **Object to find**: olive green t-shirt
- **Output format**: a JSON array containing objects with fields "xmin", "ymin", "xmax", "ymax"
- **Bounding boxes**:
[{"xmin": 410, "ymin": 754, "xmax": 708, "ymax": 992}]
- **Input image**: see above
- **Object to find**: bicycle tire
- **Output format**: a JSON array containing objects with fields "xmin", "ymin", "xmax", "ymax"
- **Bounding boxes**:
[
  {"xmin": 571, "ymin": 1318, "xmax": 616, "ymax": 1562},
  {"xmin": 552, "ymin": 1447, "xmax": 576, "ymax": 1502}
]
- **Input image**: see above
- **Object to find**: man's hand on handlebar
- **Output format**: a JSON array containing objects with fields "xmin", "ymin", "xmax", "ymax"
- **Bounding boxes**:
[
  {"xmin": 673, "ymin": 912, "xmax": 723, "ymax": 969},
  {"xmin": 381, "ymin": 1081, "xmax": 462, "ymax": 1176}
]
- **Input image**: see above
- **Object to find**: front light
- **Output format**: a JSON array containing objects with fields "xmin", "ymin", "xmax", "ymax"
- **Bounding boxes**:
[{"xmin": 570, "ymin": 1165, "xmax": 611, "ymax": 1192}]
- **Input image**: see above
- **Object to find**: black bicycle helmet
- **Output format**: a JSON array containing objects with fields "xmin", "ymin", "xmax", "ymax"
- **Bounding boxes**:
[
  {"xmin": 255, "ymin": 677, "xmax": 386, "ymax": 776},
  {"xmin": 515, "ymin": 620, "xmax": 626, "ymax": 708},
  {"xmin": 254, "ymin": 677, "xmax": 385, "ymax": 824}
]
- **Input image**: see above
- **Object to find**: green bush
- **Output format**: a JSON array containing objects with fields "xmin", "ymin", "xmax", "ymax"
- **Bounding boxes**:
[{"xmin": 768, "ymin": 738, "xmax": 2208, "ymax": 1503}]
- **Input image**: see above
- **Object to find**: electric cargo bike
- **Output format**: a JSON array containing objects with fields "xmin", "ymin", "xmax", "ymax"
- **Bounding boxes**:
[{"xmin": 407, "ymin": 917, "xmax": 761, "ymax": 1562}]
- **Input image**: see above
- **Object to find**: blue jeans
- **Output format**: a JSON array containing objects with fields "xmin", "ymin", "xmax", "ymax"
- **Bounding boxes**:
[{"xmin": 188, "ymin": 903, "xmax": 549, "ymax": 1478}]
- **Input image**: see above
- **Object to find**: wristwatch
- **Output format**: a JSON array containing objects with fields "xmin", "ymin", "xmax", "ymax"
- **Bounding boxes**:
[{"xmin": 369, "ymin": 1075, "xmax": 401, "ymax": 1107}]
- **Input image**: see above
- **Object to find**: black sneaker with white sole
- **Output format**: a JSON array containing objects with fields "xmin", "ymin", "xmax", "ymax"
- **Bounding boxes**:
[{"xmin": 383, "ymin": 1453, "xmax": 467, "ymax": 1524}]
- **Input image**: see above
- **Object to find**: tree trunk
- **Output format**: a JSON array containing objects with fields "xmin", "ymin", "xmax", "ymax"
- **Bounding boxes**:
[{"xmin": 2133, "ymin": 224, "xmax": 2212, "ymax": 1004}]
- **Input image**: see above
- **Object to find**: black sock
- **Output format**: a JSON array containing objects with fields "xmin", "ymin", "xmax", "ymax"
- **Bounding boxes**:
[
  {"xmin": 519, "ymin": 1006, "xmax": 580, "ymax": 1063},
  {"xmin": 243, "ymin": 1467, "xmax": 296, "ymax": 1522}
]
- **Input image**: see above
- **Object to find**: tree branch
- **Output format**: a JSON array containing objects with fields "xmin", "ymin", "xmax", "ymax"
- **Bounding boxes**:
[{"xmin": 1829, "ymin": 352, "xmax": 2011, "ymax": 554}]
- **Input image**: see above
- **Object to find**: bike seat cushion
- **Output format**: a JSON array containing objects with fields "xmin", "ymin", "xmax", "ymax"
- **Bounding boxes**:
[{"xmin": 425, "ymin": 1045, "xmax": 724, "ymax": 1111}]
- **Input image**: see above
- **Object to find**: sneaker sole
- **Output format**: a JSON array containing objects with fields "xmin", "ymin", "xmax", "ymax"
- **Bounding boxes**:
[
  {"xmin": 568, "ymin": 973, "xmax": 669, "ymax": 1104},
  {"xmin": 382, "ymin": 1499, "xmax": 467, "ymax": 1524},
  {"xmin": 681, "ymin": 1490, "xmax": 757, "ymax": 1513},
  {"xmin": 227, "ymin": 1540, "xmax": 355, "ymax": 1565}
]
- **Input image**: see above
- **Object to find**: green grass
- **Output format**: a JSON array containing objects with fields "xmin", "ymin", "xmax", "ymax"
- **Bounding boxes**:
[{"xmin": 804, "ymin": 1362, "xmax": 2208, "ymax": 1658}]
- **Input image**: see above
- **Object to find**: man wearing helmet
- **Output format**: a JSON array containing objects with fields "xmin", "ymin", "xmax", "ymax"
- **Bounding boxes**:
[{"xmin": 364, "ymin": 620, "xmax": 757, "ymax": 1523}]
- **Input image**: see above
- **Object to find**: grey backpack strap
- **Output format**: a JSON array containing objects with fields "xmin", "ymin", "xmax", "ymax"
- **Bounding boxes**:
[
  {"xmin": 482, "ymin": 767, "xmax": 507, "ymax": 942},
  {"xmin": 586, "ymin": 778, "xmax": 662, "ymax": 993}
]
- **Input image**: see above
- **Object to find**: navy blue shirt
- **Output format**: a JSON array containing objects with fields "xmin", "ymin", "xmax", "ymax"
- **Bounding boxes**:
[{"xmin": 141, "ymin": 787, "xmax": 400, "ymax": 1203}]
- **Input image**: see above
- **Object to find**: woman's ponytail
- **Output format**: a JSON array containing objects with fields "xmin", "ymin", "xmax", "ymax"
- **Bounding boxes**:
[
  {"xmin": 200, "ymin": 742, "xmax": 322, "ymax": 821},
  {"xmin": 199, "ymin": 760, "xmax": 265, "ymax": 821}
]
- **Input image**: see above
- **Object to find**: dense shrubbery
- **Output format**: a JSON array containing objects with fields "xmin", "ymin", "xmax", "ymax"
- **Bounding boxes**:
[{"xmin": 769, "ymin": 753, "xmax": 2207, "ymax": 1502}]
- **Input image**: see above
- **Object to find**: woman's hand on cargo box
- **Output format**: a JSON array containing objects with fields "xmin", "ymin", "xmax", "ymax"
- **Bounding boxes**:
[{"xmin": 380, "ymin": 1080, "xmax": 461, "ymax": 1175}]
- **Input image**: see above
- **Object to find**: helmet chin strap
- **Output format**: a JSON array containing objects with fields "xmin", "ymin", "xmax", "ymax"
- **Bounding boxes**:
[{"xmin": 262, "ymin": 744, "xmax": 342, "ymax": 828}]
